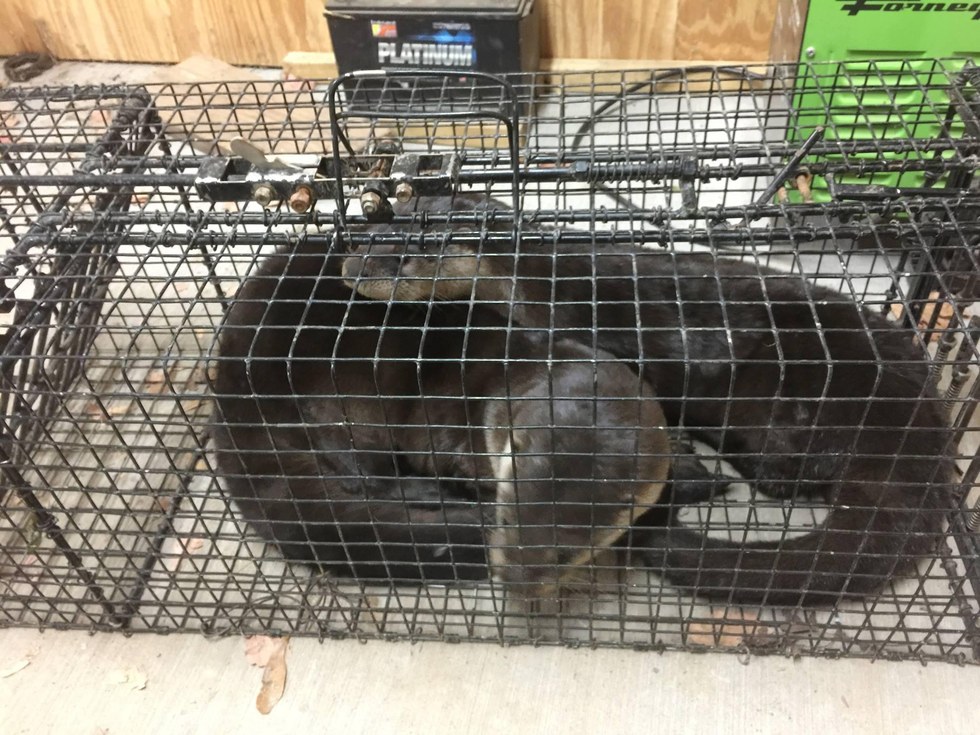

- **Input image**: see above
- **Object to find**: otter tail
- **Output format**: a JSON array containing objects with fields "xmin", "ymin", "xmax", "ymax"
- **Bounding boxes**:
[{"xmin": 635, "ymin": 483, "xmax": 952, "ymax": 606}]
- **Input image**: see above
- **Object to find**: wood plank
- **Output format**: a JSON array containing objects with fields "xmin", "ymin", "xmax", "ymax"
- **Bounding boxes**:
[
  {"xmin": 598, "ymin": 0, "xmax": 678, "ymax": 60},
  {"xmin": 674, "ymin": 0, "xmax": 781, "ymax": 61},
  {"xmin": 282, "ymin": 51, "xmax": 338, "ymax": 80},
  {"xmin": 540, "ymin": 58, "xmax": 757, "ymax": 72},
  {"xmin": 1, "ymin": 1, "xmax": 780, "ymax": 67},
  {"xmin": 3, "ymin": 0, "xmax": 333, "ymax": 65},
  {"xmin": 0, "ymin": 0, "xmax": 46, "ymax": 57},
  {"xmin": 279, "ymin": 54, "xmax": 764, "ymax": 80},
  {"xmin": 164, "ymin": 0, "xmax": 331, "ymax": 65},
  {"xmin": 140, "ymin": 55, "xmax": 325, "ymax": 155},
  {"xmin": 140, "ymin": 55, "xmax": 388, "ymax": 156},
  {"xmin": 769, "ymin": 0, "xmax": 810, "ymax": 64},
  {"xmin": 538, "ymin": 0, "xmax": 597, "ymax": 59}
]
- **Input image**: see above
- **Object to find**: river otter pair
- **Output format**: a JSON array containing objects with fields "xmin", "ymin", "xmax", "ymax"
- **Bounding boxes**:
[
  {"xmin": 212, "ymin": 242, "xmax": 727, "ymax": 602},
  {"xmin": 336, "ymin": 193, "xmax": 956, "ymax": 606}
]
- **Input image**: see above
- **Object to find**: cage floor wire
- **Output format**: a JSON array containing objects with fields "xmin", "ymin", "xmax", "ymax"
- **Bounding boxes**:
[{"xmin": 2, "ymin": 60, "xmax": 980, "ymax": 663}]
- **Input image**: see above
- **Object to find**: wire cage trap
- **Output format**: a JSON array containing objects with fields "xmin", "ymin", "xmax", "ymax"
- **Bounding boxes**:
[{"xmin": 1, "ymin": 59, "xmax": 980, "ymax": 663}]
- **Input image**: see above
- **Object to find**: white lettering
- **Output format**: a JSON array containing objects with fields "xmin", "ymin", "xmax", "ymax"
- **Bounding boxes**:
[{"xmin": 377, "ymin": 42, "xmax": 475, "ymax": 67}]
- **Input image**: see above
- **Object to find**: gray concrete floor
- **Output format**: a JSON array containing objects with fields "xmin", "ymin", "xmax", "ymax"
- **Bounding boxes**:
[
  {"xmin": 3, "ymin": 58, "xmax": 979, "ymax": 734},
  {"xmin": 2, "ymin": 626, "xmax": 979, "ymax": 735}
]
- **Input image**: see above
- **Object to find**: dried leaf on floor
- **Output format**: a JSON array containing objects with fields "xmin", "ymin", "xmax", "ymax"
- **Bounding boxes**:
[
  {"xmin": 255, "ymin": 637, "xmax": 289, "ymax": 715},
  {"xmin": 890, "ymin": 293, "xmax": 955, "ymax": 342},
  {"xmin": 686, "ymin": 609, "xmax": 772, "ymax": 647},
  {"xmin": 180, "ymin": 399, "xmax": 204, "ymax": 412},
  {"xmin": 245, "ymin": 636, "xmax": 291, "ymax": 714},
  {"xmin": 86, "ymin": 108, "xmax": 111, "ymax": 129},
  {"xmin": 0, "ymin": 113, "xmax": 23, "ymax": 134},
  {"xmin": 0, "ymin": 659, "xmax": 31, "ymax": 679},
  {"xmin": 143, "ymin": 368, "xmax": 170, "ymax": 395},
  {"xmin": 84, "ymin": 400, "xmax": 132, "ymax": 421},
  {"xmin": 107, "ymin": 668, "xmax": 148, "ymax": 691},
  {"xmin": 244, "ymin": 635, "xmax": 279, "ymax": 667}
]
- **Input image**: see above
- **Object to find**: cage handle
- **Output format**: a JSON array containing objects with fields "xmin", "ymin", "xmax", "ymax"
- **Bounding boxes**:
[{"xmin": 324, "ymin": 69, "xmax": 524, "ymax": 241}]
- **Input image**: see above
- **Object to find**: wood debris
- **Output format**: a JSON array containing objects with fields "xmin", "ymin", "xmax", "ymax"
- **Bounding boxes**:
[{"xmin": 84, "ymin": 400, "xmax": 132, "ymax": 421}]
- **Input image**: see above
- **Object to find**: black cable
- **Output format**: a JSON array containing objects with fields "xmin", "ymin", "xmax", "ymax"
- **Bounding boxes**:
[
  {"xmin": 569, "ymin": 65, "xmax": 770, "ymax": 152},
  {"xmin": 565, "ymin": 65, "xmax": 771, "ymax": 247}
]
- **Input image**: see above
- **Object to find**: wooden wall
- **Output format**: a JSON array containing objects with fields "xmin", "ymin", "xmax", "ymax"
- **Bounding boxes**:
[{"xmin": 1, "ymin": 0, "xmax": 780, "ymax": 65}]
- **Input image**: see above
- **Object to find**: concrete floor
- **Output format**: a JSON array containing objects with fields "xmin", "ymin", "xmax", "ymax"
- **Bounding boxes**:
[
  {"xmin": 2, "ymin": 626, "xmax": 979, "ymax": 735},
  {"xmin": 3, "ymin": 58, "xmax": 980, "ymax": 734}
]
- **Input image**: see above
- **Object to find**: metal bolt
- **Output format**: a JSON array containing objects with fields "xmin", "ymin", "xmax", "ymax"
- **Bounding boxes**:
[
  {"xmin": 253, "ymin": 183, "xmax": 275, "ymax": 208},
  {"xmin": 805, "ymin": 46, "xmax": 816, "ymax": 59},
  {"xmin": 360, "ymin": 190, "xmax": 382, "ymax": 216},
  {"xmin": 968, "ymin": 502, "xmax": 980, "ymax": 532},
  {"xmin": 288, "ymin": 185, "xmax": 314, "ymax": 214},
  {"xmin": 394, "ymin": 181, "xmax": 415, "ymax": 204}
]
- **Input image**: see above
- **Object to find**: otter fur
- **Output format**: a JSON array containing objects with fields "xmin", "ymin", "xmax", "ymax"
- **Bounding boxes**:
[
  {"xmin": 341, "ymin": 194, "xmax": 956, "ymax": 606},
  {"xmin": 213, "ymin": 241, "xmax": 692, "ymax": 600}
]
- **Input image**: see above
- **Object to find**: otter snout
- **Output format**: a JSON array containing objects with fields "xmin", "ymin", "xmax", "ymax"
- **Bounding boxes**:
[
  {"xmin": 341, "ymin": 244, "xmax": 428, "ymax": 300},
  {"xmin": 341, "ymin": 243, "xmax": 486, "ymax": 302}
]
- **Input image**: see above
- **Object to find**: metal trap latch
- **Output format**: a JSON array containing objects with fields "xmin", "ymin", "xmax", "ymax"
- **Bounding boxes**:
[
  {"xmin": 194, "ymin": 137, "xmax": 342, "ymax": 213},
  {"xmin": 389, "ymin": 151, "xmax": 462, "ymax": 200},
  {"xmin": 359, "ymin": 149, "xmax": 462, "ymax": 222}
]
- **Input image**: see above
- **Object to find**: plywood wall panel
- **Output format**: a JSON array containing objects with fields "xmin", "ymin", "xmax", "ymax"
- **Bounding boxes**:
[
  {"xmin": 538, "ymin": 0, "xmax": 679, "ymax": 60},
  {"xmin": 1, "ymin": 0, "xmax": 46, "ymax": 57},
  {"xmin": 537, "ymin": 0, "xmax": 596, "ymax": 59},
  {"xmin": 1, "ymin": 0, "xmax": 778, "ymax": 66},
  {"xmin": 2, "ymin": 0, "xmax": 333, "ymax": 65},
  {"xmin": 674, "ymin": 0, "xmax": 780, "ymax": 61},
  {"xmin": 599, "ymin": 0, "xmax": 678, "ymax": 59}
]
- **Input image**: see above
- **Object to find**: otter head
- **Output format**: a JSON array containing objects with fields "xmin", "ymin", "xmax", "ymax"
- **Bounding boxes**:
[{"xmin": 342, "ymin": 239, "xmax": 493, "ymax": 301}]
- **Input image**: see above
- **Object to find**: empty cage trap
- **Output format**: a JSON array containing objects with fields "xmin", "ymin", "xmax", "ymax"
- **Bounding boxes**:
[{"xmin": 2, "ymin": 60, "xmax": 980, "ymax": 663}]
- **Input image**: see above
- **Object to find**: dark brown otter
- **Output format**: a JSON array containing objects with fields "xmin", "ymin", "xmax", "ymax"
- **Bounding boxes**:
[
  {"xmin": 341, "ymin": 194, "xmax": 957, "ymax": 606},
  {"xmin": 212, "ymin": 241, "xmax": 685, "ymax": 600}
]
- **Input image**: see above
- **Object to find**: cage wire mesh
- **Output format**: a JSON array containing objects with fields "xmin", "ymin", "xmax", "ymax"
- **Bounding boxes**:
[{"xmin": 1, "ymin": 59, "xmax": 980, "ymax": 663}]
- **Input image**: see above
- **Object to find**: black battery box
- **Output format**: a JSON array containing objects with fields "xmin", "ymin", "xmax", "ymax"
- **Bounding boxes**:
[{"xmin": 325, "ymin": 0, "xmax": 539, "ymax": 110}]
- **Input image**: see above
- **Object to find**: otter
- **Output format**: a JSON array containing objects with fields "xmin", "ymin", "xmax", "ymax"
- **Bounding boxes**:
[
  {"xmin": 341, "ymin": 194, "xmax": 956, "ymax": 606},
  {"xmin": 212, "ymin": 240, "xmax": 726, "ymax": 601}
]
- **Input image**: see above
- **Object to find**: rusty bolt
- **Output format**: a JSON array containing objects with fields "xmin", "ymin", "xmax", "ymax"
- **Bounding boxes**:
[
  {"xmin": 253, "ymin": 183, "xmax": 275, "ymax": 208},
  {"xmin": 394, "ymin": 181, "xmax": 415, "ymax": 204},
  {"xmin": 360, "ymin": 190, "xmax": 382, "ymax": 216},
  {"xmin": 289, "ymin": 185, "xmax": 314, "ymax": 213}
]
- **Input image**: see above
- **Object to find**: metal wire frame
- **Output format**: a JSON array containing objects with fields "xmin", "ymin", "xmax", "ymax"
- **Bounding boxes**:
[{"xmin": 0, "ymin": 59, "xmax": 978, "ymax": 663}]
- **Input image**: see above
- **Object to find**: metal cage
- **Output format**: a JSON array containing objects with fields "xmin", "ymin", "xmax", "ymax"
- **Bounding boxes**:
[{"xmin": 1, "ymin": 60, "xmax": 979, "ymax": 664}]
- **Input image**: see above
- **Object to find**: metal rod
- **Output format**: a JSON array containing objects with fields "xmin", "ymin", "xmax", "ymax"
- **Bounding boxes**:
[
  {"xmin": 751, "ymin": 126, "xmax": 825, "ymax": 213},
  {"xmin": 0, "ymin": 442, "xmax": 123, "ymax": 626}
]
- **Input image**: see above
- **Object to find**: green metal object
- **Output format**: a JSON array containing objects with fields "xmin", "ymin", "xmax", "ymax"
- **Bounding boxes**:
[{"xmin": 787, "ymin": 1, "xmax": 980, "ymax": 201}]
